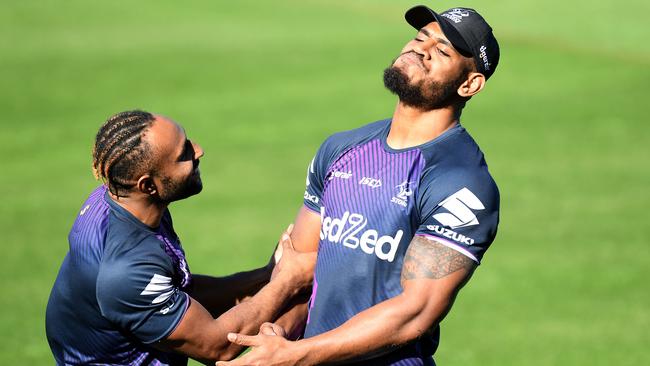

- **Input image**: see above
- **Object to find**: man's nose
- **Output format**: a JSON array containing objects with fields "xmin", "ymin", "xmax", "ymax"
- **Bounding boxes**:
[
  {"xmin": 192, "ymin": 141, "xmax": 204, "ymax": 159},
  {"xmin": 411, "ymin": 39, "xmax": 433, "ymax": 59}
]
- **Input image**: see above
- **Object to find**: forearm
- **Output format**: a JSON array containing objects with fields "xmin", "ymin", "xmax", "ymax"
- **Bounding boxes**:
[
  {"xmin": 217, "ymin": 236, "xmax": 477, "ymax": 366},
  {"xmin": 296, "ymin": 292, "xmax": 452, "ymax": 365},
  {"xmin": 213, "ymin": 275, "xmax": 305, "ymax": 359},
  {"xmin": 188, "ymin": 267, "xmax": 271, "ymax": 317},
  {"xmin": 272, "ymin": 290, "xmax": 310, "ymax": 340},
  {"xmin": 164, "ymin": 273, "xmax": 304, "ymax": 363}
]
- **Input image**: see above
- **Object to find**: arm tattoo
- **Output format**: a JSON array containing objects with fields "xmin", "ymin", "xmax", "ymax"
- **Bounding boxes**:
[{"xmin": 401, "ymin": 236, "xmax": 475, "ymax": 284}]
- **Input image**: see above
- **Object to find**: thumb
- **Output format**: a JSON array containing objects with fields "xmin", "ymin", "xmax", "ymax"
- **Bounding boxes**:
[
  {"xmin": 259, "ymin": 322, "xmax": 287, "ymax": 337},
  {"xmin": 226, "ymin": 332, "xmax": 258, "ymax": 347},
  {"xmin": 273, "ymin": 242, "xmax": 283, "ymax": 265},
  {"xmin": 281, "ymin": 233, "xmax": 295, "ymax": 251}
]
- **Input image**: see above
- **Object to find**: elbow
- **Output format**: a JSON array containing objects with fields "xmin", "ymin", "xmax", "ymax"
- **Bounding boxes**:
[
  {"xmin": 210, "ymin": 347, "xmax": 240, "ymax": 363},
  {"xmin": 190, "ymin": 338, "xmax": 241, "ymax": 363},
  {"xmin": 398, "ymin": 295, "xmax": 452, "ymax": 342}
]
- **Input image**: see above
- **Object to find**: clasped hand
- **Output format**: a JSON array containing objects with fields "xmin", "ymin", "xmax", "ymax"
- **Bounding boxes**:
[{"xmin": 216, "ymin": 322, "xmax": 308, "ymax": 366}]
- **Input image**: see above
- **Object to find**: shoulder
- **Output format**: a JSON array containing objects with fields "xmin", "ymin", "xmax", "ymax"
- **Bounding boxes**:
[
  {"xmin": 419, "ymin": 165, "xmax": 499, "ymax": 210},
  {"xmin": 96, "ymin": 234, "xmax": 176, "ymax": 309},
  {"xmin": 417, "ymin": 130, "xmax": 499, "ymax": 213},
  {"xmin": 68, "ymin": 186, "xmax": 112, "ymax": 257},
  {"xmin": 95, "ymin": 234, "xmax": 189, "ymax": 344},
  {"xmin": 314, "ymin": 118, "xmax": 391, "ymax": 166},
  {"xmin": 98, "ymin": 234, "xmax": 173, "ymax": 288}
]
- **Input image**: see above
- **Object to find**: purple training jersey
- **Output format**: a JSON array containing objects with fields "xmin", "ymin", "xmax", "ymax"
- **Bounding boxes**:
[
  {"xmin": 302, "ymin": 119, "xmax": 499, "ymax": 365},
  {"xmin": 46, "ymin": 185, "xmax": 192, "ymax": 365}
]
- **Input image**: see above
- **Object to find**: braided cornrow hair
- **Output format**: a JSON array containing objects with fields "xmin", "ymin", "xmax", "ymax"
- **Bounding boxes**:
[{"xmin": 92, "ymin": 110, "xmax": 156, "ymax": 197}]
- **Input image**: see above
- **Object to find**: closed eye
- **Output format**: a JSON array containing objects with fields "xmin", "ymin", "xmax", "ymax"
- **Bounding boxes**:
[{"xmin": 178, "ymin": 140, "xmax": 195, "ymax": 162}]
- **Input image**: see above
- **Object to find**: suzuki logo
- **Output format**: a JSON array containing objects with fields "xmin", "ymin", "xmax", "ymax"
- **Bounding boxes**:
[{"xmin": 433, "ymin": 188, "xmax": 485, "ymax": 229}]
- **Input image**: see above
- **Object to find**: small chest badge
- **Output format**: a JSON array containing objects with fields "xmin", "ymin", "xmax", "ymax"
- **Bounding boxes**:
[{"xmin": 391, "ymin": 180, "xmax": 414, "ymax": 208}]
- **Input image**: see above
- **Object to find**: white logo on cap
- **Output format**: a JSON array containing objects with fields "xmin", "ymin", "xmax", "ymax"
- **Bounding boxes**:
[
  {"xmin": 478, "ymin": 45, "xmax": 490, "ymax": 71},
  {"xmin": 442, "ymin": 8, "xmax": 471, "ymax": 23}
]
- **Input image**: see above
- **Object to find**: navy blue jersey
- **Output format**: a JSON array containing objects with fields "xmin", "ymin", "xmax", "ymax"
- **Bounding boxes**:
[
  {"xmin": 303, "ymin": 119, "xmax": 499, "ymax": 365},
  {"xmin": 46, "ymin": 186, "xmax": 192, "ymax": 366}
]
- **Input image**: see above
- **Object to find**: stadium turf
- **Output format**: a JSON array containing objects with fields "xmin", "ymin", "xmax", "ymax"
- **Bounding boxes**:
[{"xmin": 0, "ymin": 0, "xmax": 647, "ymax": 364}]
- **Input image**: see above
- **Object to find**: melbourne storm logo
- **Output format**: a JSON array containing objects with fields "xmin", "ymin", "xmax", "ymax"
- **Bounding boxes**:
[
  {"xmin": 391, "ymin": 180, "xmax": 415, "ymax": 207},
  {"xmin": 442, "ymin": 8, "xmax": 471, "ymax": 23}
]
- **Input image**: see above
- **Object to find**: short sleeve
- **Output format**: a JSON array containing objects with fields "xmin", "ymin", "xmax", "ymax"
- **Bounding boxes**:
[
  {"xmin": 415, "ymin": 175, "xmax": 500, "ymax": 264},
  {"xmin": 96, "ymin": 239, "xmax": 190, "ymax": 344},
  {"xmin": 303, "ymin": 138, "xmax": 334, "ymax": 213}
]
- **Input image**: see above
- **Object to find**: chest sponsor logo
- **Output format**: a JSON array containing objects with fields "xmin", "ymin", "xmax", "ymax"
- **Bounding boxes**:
[
  {"xmin": 320, "ymin": 207, "xmax": 402, "ymax": 262},
  {"xmin": 433, "ymin": 187, "xmax": 485, "ymax": 229},
  {"xmin": 141, "ymin": 274, "xmax": 175, "ymax": 306},
  {"xmin": 391, "ymin": 180, "xmax": 415, "ymax": 207},
  {"xmin": 359, "ymin": 176, "xmax": 382, "ymax": 188}
]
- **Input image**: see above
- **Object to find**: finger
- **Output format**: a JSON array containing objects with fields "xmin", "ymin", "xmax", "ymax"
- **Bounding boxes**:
[
  {"xmin": 273, "ymin": 242, "xmax": 283, "ymax": 264},
  {"xmin": 259, "ymin": 322, "xmax": 287, "ymax": 337},
  {"xmin": 216, "ymin": 360, "xmax": 244, "ymax": 366},
  {"xmin": 281, "ymin": 233, "xmax": 295, "ymax": 250},
  {"xmin": 259, "ymin": 322, "xmax": 277, "ymax": 336},
  {"xmin": 216, "ymin": 353, "xmax": 250, "ymax": 366},
  {"xmin": 286, "ymin": 223, "xmax": 294, "ymax": 234},
  {"xmin": 269, "ymin": 323, "xmax": 287, "ymax": 337},
  {"xmin": 226, "ymin": 333, "xmax": 258, "ymax": 347}
]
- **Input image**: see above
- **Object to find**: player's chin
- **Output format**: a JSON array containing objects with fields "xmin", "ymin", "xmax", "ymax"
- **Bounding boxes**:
[
  {"xmin": 180, "ymin": 174, "xmax": 203, "ymax": 199},
  {"xmin": 190, "ymin": 176, "xmax": 203, "ymax": 195}
]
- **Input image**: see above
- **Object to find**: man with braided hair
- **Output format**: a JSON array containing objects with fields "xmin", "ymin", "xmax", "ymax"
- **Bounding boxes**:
[{"xmin": 46, "ymin": 110, "xmax": 315, "ymax": 365}]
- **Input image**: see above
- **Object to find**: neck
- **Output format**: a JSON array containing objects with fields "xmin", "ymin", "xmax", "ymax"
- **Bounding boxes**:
[
  {"xmin": 386, "ymin": 102, "xmax": 459, "ymax": 149},
  {"xmin": 108, "ymin": 192, "xmax": 168, "ymax": 228}
]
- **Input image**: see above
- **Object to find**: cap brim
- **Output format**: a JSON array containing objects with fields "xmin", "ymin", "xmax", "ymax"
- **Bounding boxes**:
[{"xmin": 405, "ymin": 5, "xmax": 472, "ymax": 57}]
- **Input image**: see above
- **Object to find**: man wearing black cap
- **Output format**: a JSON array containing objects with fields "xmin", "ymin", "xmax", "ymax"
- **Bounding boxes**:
[{"xmin": 218, "ymin": 5, "xmax": 501, "ymax": 366}]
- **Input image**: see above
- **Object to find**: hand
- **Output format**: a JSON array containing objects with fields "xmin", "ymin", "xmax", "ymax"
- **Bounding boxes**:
[
  {"xmin": 272, "ymin": 229, "xmax": 316, "ymax": 290},
  {"xmin": 259, "ymin": 322, "xmax": 287, "ymax": 337},
  {"xmin": 265, "ymin": 224, "xmax": 294, "ymax": 276},
  {"xmin": 215, "ymin": 329, "xmax": 308, "ymax": 366}
]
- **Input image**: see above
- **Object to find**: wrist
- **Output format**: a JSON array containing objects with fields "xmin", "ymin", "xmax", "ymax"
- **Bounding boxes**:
[
  {"xmin": 293, "ymin": 339, "xmax": 316, "ymax": 366},
  {"xmin": 290, "ymin": 268, "xmax": 314, "ymax": 293},
  {"xmin": 273, "ymin": 269, "xmax": 307, "ymax": 296}
]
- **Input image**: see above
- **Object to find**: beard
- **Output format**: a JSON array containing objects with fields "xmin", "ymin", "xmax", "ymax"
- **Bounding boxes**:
[
  {"xmin": 383, "ymin": 56, "xmax": 468, "ymax": 110},
  {"xmin": 157, "ymin": 163, "xmax": 203, "ymax": 203}
]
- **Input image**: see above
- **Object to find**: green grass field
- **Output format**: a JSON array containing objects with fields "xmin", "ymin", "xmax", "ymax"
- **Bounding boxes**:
[{"xmin": 1, "ymin": 0, "xmax": 648, "ymax": 364}]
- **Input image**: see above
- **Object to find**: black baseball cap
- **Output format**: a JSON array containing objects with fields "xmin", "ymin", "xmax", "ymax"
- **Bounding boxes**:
[{"xmin": 405, "ymin": 5, "xmax": 500, "ymax": 79}]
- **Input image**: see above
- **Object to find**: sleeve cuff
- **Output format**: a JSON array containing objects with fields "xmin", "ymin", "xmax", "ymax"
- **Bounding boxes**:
[{"xmin": 415, "ymin": 233, "xmax": 480, "ymax": 264}]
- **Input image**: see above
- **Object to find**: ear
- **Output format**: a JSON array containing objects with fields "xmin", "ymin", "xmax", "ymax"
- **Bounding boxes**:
[
  {"xmin": 457, "ymin": 72, "xmax": 486, "ymax": 98},
  {"xmin": 136, "ymin": 175, "xmax": 158, "ymax": 196}
]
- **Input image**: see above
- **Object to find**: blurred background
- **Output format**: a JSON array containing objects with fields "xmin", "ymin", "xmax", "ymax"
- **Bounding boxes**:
[{"xmin": 1, "ymin": 0, "xmax": 648, "ymax": 364}]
